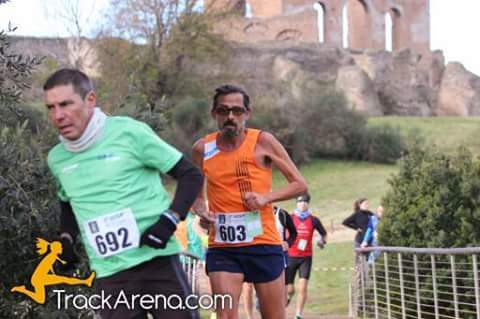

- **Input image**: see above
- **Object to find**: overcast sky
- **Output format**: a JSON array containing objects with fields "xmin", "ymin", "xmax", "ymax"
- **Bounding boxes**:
[{"xmin": 0, "ymin": 0, "xmax": 478, "ymax": 75}]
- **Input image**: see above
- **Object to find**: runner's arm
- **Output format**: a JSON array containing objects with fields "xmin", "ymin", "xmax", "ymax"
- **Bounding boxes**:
[
  {"xmin": 132, "ymin": 121, "xmax": 202, "ymax": 219},
  {"xmin": 313, "ymin": 216, "xmax": 328, "ymax": 242},
  {"xmin": 249, "ymin": 132, "xmax": 307, "ymax": 205},
  {"xmin": 283, "ymin": 210, "xmax": 298, "ymax": 247},
  {"xmin": 166, "ymin": 156, "xmax": 204, "ymax": 220},
  {"xmin": 140, "ymin": 156, "xmax": 203, "ymax": 249},
  {"xmin": 58, "ymin": 201, "xmax": 80, "ymax": 270},
  {"xmin": 342, "ymin": 212, "xmax": 359, "ymax": 230},
  {"xmin": 59, "ymin": 201, "xmax": 79, "ymax": 241},
  {"xmin": 191, "ymin": 138, "xmax": 215, "ymax": 227}
]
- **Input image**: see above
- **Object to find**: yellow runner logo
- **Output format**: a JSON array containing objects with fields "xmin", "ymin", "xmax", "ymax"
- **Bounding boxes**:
[{"xmin": 11, "ymin": 238, "xmax": 95, "ymax": 304}]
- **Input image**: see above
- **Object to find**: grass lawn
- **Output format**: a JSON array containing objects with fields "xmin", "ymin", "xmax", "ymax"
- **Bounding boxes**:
[
  {"xmin": 272, "ymin": 160, "xmax": 397, "ymax": 229},
  {"xmin": 304, "ymin": 241, "xmax": 355, "ymax": 315},
  {"xmin": 369, "ymin": 116, "xmax": 480, "ymax": 156},
  {"xmin": 271, "ymin": 117, "xmax": 480, "ymax": 233}
]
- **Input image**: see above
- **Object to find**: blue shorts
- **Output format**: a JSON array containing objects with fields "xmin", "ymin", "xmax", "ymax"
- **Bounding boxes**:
[
  {"xmin": 283, "ymin": 251, "xmax": 289, "ymax": 268},
  {"xmin": 206, "ymin": 245, "xmax": 284, "ymax": 283}
]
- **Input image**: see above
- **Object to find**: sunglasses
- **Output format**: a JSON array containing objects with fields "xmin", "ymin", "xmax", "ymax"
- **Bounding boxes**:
[{"xmin": 214, "ymin": 107, "xmax": 247, "ymax": 116}]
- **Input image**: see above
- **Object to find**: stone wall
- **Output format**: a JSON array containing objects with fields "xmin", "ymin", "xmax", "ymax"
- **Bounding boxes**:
[
  {"xmin": 206, "ymin": 0, "xmax": 430, "ymax": 57},
  {"xmin": 217, "ymin": 42, "xmax": 440, "ymax": 116},
  {"xmin": 12, "ymin": 36, "xmax": 480, "ymax": 116}
]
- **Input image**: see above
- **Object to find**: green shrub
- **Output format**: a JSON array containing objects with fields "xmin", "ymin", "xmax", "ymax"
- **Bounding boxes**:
[
  {"xmin": 375, "ymin": 146, "xmax": 480, "ymax": 318},
  {"xmin": 1, "ymin": 15, "xmax": 93, "ymax": 316},
  {"xmin": 249, "ymin": 103, "xmax": 308, "ymax": 163},
  {"xmin": 166, "ymin": 96, "xmax": 215, "ymax": 153},
  {"xmin": 0, "ymin": 29, "xmax": 42, "ymax": 108},
  {"xmin": 0, "ymin": 123, "xmax": 94, "ymax": 318},
  {"xmin": 0, "ymin": 104, "xmax": 47, "ymax": 134},
  {"xmin": 250, "ymin": 90, "xmax": 406, "ymax": 164},
  {"xmin": 300, "ymin": 91, "xmax": 366, "ymax": 159},
  {"xmin": 346, "ymin": 124, "xmax": 404, "ymax": 164},
  {"xmin": 380, "ymin": 146, "xmax": 480, "ymax": 247},
  {"xmin": 249, "ymin": 90, "xmax": 363, "ymax": 163}
]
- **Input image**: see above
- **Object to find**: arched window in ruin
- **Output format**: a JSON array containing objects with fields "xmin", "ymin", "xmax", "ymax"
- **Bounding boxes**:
[
  {"xmin": 343, "ymin": 0, "xmax": 370, "ymax": 49},
  {"xmin": 342, "ymin": 4, "xmax": 348, "ymax": 48},
  {"xmin": 245, "ymin": 1, "xmax": 253, "ymax": 18},
  {"xmin": 387, "ymin": 8, "xmax": 401, "ymax": 51},
  {"xmin": 385, "ymin": 12, "xmax": 393, "ymax": 51},
  {"xmin": 276, "ymin": 29, "xmax": 302, "ymax": 41},
  {"xmin": 232, "ymin": 0, "xmax": 246, "ymax": 16},
  {"xmin": 244, "ymin": 22, "xmax": 269, "ymax": 36},
  {"xmin": 313, "ymin": 2, "xmax": 326, "ymax": 43}
]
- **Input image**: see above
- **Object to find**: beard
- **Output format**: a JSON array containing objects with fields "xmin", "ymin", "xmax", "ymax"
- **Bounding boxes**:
[
  {"xmin": 219, "ymin": 119, "xmax": 247, "ymax": 138},
  {"xmin": 220, "ymin": 120, "xmax": 239, "ymax": 138},
  {"xmin": 222, "ymin": 126, "xmax": 238, "ymax": 138}
]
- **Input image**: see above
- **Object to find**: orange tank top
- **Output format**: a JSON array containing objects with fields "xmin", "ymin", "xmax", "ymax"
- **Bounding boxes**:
[{"xmin": 203, "ymin": 129, "xmax": 281, "ymax": 248}]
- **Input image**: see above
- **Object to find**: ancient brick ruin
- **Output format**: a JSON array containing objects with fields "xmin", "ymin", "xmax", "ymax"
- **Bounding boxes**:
[{"xmin": 206, "ymin": 0, "xmax": 430, "ymax": 56}]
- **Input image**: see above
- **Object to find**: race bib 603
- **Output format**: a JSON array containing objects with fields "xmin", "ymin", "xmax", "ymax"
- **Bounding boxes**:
[{"xmin": 214, "ymin": 211, "xmax": 263, "ymax": 244}]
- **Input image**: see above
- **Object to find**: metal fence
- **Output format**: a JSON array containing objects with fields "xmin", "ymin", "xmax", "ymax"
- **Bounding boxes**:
[{"xmin": 351, "ymin": 246, "xmax": 480, "ymax": 319}]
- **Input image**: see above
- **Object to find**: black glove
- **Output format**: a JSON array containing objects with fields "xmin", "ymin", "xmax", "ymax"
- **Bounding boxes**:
[
  {"xmin": 140, "ymin": 213, "xmax": 177, "ymax": 249},
  {"xmin": 57, "ymin": 237, "xmax": 79, "ymax": 272},
  {"xmin": 317, "ymin": 239, "xmax": 326, "ymax": 249}
]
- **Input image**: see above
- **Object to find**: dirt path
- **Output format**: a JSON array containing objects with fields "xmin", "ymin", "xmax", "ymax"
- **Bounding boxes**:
[
  {"xmin": 238, "ymin": 306, "xmax": 349, "ymax": 319},
  {"xmin": 196, "ymin": 262, "xmax": 351, "ymax": 319}
]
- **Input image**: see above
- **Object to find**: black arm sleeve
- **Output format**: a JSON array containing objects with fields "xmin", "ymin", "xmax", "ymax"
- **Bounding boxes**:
[
  {"xmin": 167, "ymin": 156, "xmax": 204, "ymax": 220},
  {"xmin": 284, "ymin": 211, "xmax": 297, "ymax": 247},
  {"xmin": 59, "ymin": 201, "xmax": 80, "ymax": 240},
  {"xmin": 313, "ymin": 217, "xmax": 327, "ymax": 237},
  {"xmin": 342, "ymin": 212, "xmax": 359, "ymax": 230}
]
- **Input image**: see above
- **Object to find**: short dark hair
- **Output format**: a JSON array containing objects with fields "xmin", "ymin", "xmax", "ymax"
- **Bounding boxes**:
[
  {"xmin": 212, "ymin": 84, "xmax": 250, "ymax": 111},
  {"xmin": 43, "ymin": 68, "xmax": 94, "ymax": 99},
  {"xmin": 297, "ymin": 194, "xmax": 311, "ymax": 203}
]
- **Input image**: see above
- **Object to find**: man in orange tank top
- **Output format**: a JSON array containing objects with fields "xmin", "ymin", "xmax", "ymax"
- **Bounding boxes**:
[{"xmin": 192, "ymin": 85, "xmax": 308, "ymax": 319}]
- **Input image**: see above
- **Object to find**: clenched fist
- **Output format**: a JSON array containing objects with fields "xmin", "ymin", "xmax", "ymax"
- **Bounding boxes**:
[{"xmin": 244, "ymin": 192, "xmax": 270, "ymax": 210}]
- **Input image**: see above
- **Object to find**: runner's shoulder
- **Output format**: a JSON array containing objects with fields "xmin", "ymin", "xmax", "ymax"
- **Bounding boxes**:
[
  {"xmin": 107, "ymin": 116, "xmax": 145, "ymax": 130},
  {"xmin": 256, "ymin": 131, "xmax": 281, "ymax": 151},
  {"xmin": 275, "ymin": 206, "xmax": 289, "ymax": 217},
  {"xmin": 257, "ymin": 131, "xmax": 276, "ymax": 144},
  {"xmin": 47, "ymin": 143, "xmax": 66, "ymax": 170},
  {"xmin": 109, "ymin": 117, "xmax": 168, "ymax": 143},
  {"xmin": 192, "ymin": 137, "xmax": 206, "ymax": 154},
  {"xmin": 48, "ymin": 143, "xmax": 64, "ymax": 158}
]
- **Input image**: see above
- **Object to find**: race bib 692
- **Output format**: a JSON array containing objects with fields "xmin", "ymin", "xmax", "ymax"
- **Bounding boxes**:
[{"xmin": 83, "ymin": 208, "xmax": 140, "ymax": 258}]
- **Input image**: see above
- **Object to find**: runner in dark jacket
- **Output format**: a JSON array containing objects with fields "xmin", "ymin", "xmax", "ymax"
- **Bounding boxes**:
[{"xmin": 343, "ymin": 198, "xmax": 374, "ymax": 247}]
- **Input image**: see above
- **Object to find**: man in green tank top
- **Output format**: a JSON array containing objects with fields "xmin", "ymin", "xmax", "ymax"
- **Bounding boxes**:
[{"xmin": 43, "ymin": 68, "xmax": 204, "ymax": 319}]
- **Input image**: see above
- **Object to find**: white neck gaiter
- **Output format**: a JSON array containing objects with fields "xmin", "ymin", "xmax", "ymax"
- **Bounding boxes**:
[{"xmin": 60, "ymin": 107, "xmax": 107, "ymax": 153}]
